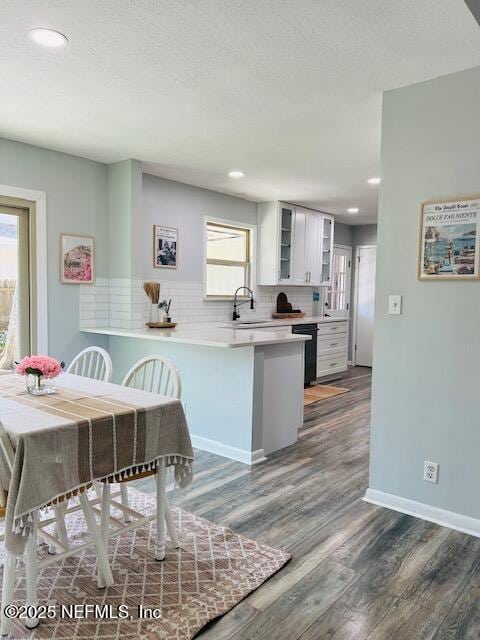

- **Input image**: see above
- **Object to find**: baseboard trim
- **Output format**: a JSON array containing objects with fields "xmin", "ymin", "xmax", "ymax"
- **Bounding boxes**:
[
  {"xmin": 364, "ymin": 488, "xmax": 480, "ymax": 538},
  {"xmin": 190, "ymin": 434, "xmax": 266, "ymax": 466}
]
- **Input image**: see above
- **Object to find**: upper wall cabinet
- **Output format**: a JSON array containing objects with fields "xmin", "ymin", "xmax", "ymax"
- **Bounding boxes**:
[{"xmin": 257, "ymin": 201, "xmax": 334, "ymax": 286}]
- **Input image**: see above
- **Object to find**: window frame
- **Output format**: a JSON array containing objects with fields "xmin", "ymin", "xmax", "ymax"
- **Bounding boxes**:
[
  {"xmin": 0, "ymin": 204, "xmax": 32, "ymax": 359},
  {"xmin": 203, "ymin": 216, "xmax": 256, "ymax": 300},
  {"xmin": 0, "ymin": 186, "xmax": 47, "ymax": 354}
]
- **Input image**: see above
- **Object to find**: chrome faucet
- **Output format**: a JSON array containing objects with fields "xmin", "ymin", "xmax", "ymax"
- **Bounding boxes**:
[{"xmin": 232, "ymin": 287, "xmax": 254, "ymax": 321}]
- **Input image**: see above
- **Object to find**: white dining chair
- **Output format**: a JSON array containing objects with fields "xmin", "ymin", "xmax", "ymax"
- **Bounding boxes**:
[
  {"xmin": 118, "ymin": 355, "xmax": 181, "ymax": 522},
  {"xmin": 97, "ymin": 356, "xmax": 182, "ymax": 586},
  {"xmin": 52, "ymin": 347, "xmax": 113, "ymax": 550},
  {"xmin": 0, "ymin": 422, "xmax": 114, "ymax": 635},
  {"xmin": 67, "ymin": 346, "xmax": 113, "ymax": 383},
  {"xmin": 121, "ymin": 355, "xmax": 181, "ymax": 399}
]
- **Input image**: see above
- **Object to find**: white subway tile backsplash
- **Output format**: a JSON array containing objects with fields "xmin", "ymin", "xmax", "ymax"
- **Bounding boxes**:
[{"xmin": 79, "ymin": 277, "xmax": 316, "ymax": 331}]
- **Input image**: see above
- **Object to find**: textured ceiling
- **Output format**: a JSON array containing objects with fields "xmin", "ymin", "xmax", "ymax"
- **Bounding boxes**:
[{"xmin": 1, "ymin": 1, "xmax": 480, "ymax": 224}]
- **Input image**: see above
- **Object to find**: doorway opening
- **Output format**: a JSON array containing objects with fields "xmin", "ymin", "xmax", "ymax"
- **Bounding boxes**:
[{"xmin": 353, "ymin": 245, "xmax": 377, "ymax": 367}]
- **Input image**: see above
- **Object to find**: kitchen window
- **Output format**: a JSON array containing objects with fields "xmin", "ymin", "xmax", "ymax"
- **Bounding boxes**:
[{"xmin": 205, "ymin": 221, "xmax": 253, "ymax": 297}]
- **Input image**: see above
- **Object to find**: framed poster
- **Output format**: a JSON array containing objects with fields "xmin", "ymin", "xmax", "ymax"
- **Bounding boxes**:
[
  {"xmin": 60, "ymin": 234, "xmax": 94, "ymax": 284},
  {"xmin": 418, "ymin": 197, "xmax": 480, "ymax": 280},
  {"xmin": 153, "ymin": 225, "xmax": 178, "ymax": 269}
]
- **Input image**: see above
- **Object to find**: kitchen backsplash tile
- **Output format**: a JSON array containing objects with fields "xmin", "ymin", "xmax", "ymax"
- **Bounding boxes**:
[{"xmin": 80, "ymin": 278, "xmax": 320, "ymax": 329}]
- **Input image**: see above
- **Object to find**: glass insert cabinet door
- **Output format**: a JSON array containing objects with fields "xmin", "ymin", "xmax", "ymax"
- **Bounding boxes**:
[
  {"xmin": 0, "ymin": 205, "xmax": 30, "ymax": 368},
  {"xmin": 279, "ymin": 205, "xmax": 294, "ymax": 282}
]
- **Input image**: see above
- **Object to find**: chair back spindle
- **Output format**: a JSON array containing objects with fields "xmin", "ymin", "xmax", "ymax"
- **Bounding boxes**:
[
  {"xmin": 121, "ymin": 356, "xmax": 181, "ymax": 399},
  {"xmin": 67, "ymin": 347, "xmax": 113, "ymax": 383}
]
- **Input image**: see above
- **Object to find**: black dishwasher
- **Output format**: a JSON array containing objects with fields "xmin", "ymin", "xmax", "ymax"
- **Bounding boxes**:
[{"xmin": 292, "ymin": 324, "xmax": 318, "ymax": 386}]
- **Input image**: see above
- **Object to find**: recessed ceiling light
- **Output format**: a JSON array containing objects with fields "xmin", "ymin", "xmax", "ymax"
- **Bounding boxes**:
[
  {"xmin": 228, "ymin": 170, "xmax": 245, "ymax": 178},
  {"xmin": 347, "ymin": 207, "xmax": 359, "ymax": 213},
  {"xmin": 29, "ymin": 28, "xmax": 68, "ymax": 48},
  {"xmin": 367, "ymin": 177, "xmax": 381, "ymax": 185}
]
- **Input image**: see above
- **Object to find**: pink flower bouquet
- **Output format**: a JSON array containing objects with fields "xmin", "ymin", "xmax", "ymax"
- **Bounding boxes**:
[{"xmin": 16, "ymin": 355, "xmax": 64, "ymax": 380}]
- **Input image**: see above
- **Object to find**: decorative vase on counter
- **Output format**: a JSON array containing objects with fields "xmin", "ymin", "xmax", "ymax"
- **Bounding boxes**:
[{"xmin": 150, "ymin": 304, "xmax": 160, "ymax": 324}]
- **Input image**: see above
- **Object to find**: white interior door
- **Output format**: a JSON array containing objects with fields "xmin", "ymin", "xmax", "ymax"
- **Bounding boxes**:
[
  {"xmin": 328, "ymin": 245, "xmax": 352, "ymax": 317},
  {"xmin": 354, "ymin": 245, "xmax": 376, "ymax": 367}
]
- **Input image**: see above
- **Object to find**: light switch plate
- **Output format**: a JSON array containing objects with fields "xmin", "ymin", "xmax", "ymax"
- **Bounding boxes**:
[{"xmin": 388, "ymin": 295, "xmax": 402, "ymax": 315}]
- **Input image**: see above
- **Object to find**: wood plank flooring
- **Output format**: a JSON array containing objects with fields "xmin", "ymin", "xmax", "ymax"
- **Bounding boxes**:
[{"xmin": 134, "ymin": 367, "xmax": 480, "ymax": 639}]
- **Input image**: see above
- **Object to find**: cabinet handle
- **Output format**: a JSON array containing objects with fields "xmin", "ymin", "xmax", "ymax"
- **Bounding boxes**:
[
  {"xmin": 330, "ymin": 326, "xmax": 338, "ymax": 330},
  {"xmin": 330, "ymin": 362, "xmax": 338, "ymax": 367},
  {"xmin": 330, "ymin": 342, "xmax": 338, "ymax": 346}
]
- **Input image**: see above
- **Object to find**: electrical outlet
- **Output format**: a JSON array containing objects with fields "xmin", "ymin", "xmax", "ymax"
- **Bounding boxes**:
[{"xmin": 424, "ymin": 461, "xmax": 439, "ymax": 484}]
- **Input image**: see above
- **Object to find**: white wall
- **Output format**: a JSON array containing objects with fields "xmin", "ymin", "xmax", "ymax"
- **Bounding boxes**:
[{"xmin": 369, "ymin": 66, "xmax": 480, "ymax": 522}]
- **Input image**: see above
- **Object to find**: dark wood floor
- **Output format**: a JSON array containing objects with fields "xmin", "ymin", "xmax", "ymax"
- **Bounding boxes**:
[{"xmin": 135, "ymin": 367, "xmax": 480, "ymax": 639}]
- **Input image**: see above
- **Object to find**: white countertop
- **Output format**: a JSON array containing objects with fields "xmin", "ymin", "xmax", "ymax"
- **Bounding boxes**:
[{"xmin": 81, "ymin": 325, "xmax": 312, "ymax": 349}]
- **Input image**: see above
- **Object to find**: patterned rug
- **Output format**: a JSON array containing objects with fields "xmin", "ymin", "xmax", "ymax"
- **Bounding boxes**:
[
  {"xmin": 1, "ymin": 488, "xmax": 290, "ymax": 639},
  {"xmin": 304, "ymin": 384, "xmax": 350, "ymax": 405}
]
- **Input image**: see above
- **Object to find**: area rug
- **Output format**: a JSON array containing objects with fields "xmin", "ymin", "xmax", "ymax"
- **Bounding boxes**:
[
  {"xmin": 1, "ymin": 488, "xmax": 290, "ymax": 639},
  {"xmin": 304, "ymin": 384, "xmax": 350, "ymax": 405}
]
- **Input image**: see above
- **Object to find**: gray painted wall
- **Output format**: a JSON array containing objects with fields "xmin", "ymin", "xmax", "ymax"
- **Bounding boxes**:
[
  {"xmin": 334, "ymin": 222, "xmax": 353, "ymax": 246},
  {"xmin": 352, "ymin": 224, "xmax": 377, "ymax": 247},
  {"xmin": 369, "ymin": 66, "xmax": 480, "ymax": 519},
  {"xmin": 108, "ymin": 159, "xmax": 142, "ymax": 278},
  {"xmin": 140, "ymin": 174, "xmax": 258, "ymax": 281},
  {"xmin": 0, "ymin": 137, "xmax": 109, "ymax": 363}
]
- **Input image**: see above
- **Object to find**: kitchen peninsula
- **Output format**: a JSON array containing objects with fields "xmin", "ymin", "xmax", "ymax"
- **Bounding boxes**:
[{"xmin": 82, "ymin": 324, "xmax": 310, "ymax": 464}]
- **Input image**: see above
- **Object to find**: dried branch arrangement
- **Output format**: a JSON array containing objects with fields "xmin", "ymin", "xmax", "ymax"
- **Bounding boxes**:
[{"xmin": 143, "ymin": 281, "xmax": 160, "ymax": 304}]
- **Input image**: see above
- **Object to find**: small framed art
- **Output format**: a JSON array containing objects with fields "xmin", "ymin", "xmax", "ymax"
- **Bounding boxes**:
[
  {"xmin": 418, "ymin": 197, "xmax": 480, "ymax": 280},
  {"xmin": 60, "ymin": 234, "xmax": 95, "ymax": 284},
  {"xmin": 153, "ymin": 225, "xmax": 178, "ymax": 269}
]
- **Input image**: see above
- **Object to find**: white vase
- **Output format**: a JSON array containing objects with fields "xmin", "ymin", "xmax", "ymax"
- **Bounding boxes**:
[{"xmin": 149, "ymin": 304, "xmax": 159, "ymax": 324}]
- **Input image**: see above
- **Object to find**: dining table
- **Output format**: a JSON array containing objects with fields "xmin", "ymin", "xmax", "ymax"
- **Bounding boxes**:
[{"xmin": 0, "ymin": 371, "xmax": 194, "ymax": 555}]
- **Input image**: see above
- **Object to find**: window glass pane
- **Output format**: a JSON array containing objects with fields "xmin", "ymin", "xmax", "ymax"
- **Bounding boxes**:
[
  {"xmin": 0, "ymin": 213, "xmax": 18, "ymax": 366},
  {"xmin": 207, "ymin": 224, "xmax": 248, "ymax": 262},
  {"xmin": 206, "ymin": 264, "xmax": 247, "ymax": 296}
]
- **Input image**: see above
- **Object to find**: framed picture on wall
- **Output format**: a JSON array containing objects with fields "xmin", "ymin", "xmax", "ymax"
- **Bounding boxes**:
[
  {"xmin": 153, "ymin": 225, "xmax": 178, "ymax": 269},
  {"xmin": 418, "ymin": 197, "xmax": 480, "ymax": 280},
  {"xmin": 60, "ymin": 234, "xmax": 95, "ymax": 284}
]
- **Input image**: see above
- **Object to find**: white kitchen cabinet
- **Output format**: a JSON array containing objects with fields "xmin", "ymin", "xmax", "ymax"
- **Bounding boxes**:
[
  {"xmin": 316, "ymin": 319, "xmax": 349, "ymax": 379},
  {"xmin": 291, "ymin": 206, "xmax": 307, "ymax": 285},
  {"xmin": 257, "ymin": 201, "xmax": 334, "ymax": 286},
  {"xmin": 304, "ymin": 208, "xmax": 322, "ymax": 285},
  {"xmin": 321, "ymin": 214, "xmax": 334, "ymax": 286}
]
